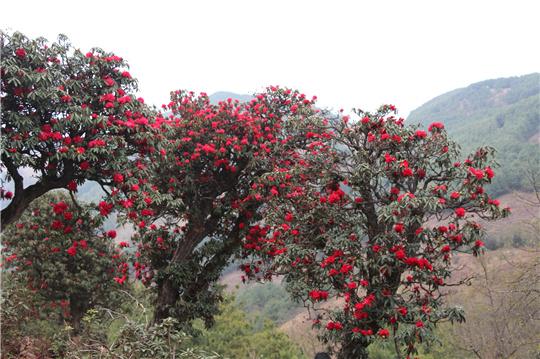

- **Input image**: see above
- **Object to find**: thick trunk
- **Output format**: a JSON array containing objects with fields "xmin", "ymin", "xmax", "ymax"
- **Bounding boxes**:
[
  {"xmin": 151, "ymin": 224, "xmax": 206, "ymax": 324},
  {"xmin": 151, "ymin": 215, "xmax": 247, "ymax": 325},
  {"xmin": 338, "ymin": 337, "xmax": 370, "ymax": 359},
  {"xmin": 1, "ymin": 185, "xmax": 48, "ymax": 229},
  {"xmin": 1, "ymin": 155, "xmax": 75, "ymax": 230},
  {"xmin": 1, "ymin": 178, "xmax": 73, "ymax": 230},
  {"xmin": 153, "ymin": 277, "xmax": 179, "ymax": 324},
  {"xmin": 69, "ymin": 298, "xmax": 87, "ymax": 335}
]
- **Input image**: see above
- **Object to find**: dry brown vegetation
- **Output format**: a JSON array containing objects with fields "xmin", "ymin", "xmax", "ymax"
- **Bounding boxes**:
[{"xmin": 444, "ymin": 248, "xmax": 539, "ymax": 358}]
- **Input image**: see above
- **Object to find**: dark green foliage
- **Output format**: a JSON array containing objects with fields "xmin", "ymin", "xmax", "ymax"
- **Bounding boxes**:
[
  {"xmin": 109, "ymin": 318, "xmax": 222, "ymax": 359},
  {"xmin": 194, "ymin": 296, "xmax": 306, "ymax": 359},
  {"xmin": 1, "ymin": 191, "xmax": 125, "ymax": 333},
  {"xmin": 0, "ymin": 272, "xmax": 57, "ymax": 356},
  {"xmin": 408, "ymin": 73, "xmax": 540, "ymax": 195}
]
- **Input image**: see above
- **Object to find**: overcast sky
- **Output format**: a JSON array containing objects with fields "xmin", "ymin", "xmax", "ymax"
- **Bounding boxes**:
[{"xmin": 3, "ymin": 0, "xmax": 539, "ymax": 117}]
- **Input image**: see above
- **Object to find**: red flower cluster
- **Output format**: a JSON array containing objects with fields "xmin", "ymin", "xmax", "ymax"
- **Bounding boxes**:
[{"xmin": 309, "ymin": 289, "xmax": 329, "ymax": 301}]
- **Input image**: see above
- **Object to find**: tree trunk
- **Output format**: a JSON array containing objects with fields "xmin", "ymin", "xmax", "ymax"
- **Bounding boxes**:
[
  {"xmin": 1, "ymin": 156, "xmax": 75, "ymax": 231},
  {"xmin": 338, "ymin": 337, "xmax": 370, "ymax": 359},
  {"xmin": 1, "ymin": 192, "xmax": 39, "ymax": 229},
  {"xmin": 1, "ymin": 178, "xmax": 72, "ymax": 230},
  {"xmin": 150, "ymin": 207, "xmax": 249, "ymax": 326},
  {"xmin": 153, "ymin": 277, "xmax": 180, "ymax": 324},
  {"xmin": 69, "ymin": 298, "xmax": 86, "ymax": 335}
]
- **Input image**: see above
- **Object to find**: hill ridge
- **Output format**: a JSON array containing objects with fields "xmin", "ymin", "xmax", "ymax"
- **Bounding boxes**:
[{"xmin": 407, "ymin": 73, "xmax": 539, "ymax": 195}]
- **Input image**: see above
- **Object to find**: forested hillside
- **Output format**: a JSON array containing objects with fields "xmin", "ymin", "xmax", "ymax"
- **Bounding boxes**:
[{"xmin": 408, "ymin": 73, "xmax": 540, "ymax": 195}]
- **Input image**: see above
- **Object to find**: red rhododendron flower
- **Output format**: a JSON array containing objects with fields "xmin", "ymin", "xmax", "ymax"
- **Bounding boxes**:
[
  {"xmin": 384, "ymin": 153, "xmax": 396, "ymax": 163},
  {"xmin": 113, "ymin": 173, "xmax": 124, "ymax": 183},
  {"xmin": 394, "ymin": 223, "xmax": 404, "ymax": 233},
  {"xmin": 455, "ymin": 207, "xmax": 466, "ymax": 217},
  {"xmin": 66, "ymin": 180, "xmax": 77, "ymax": 192},
  {"xmin": 360, "ymin": 329, "xmax": 373, "ymax": 336},
  {"xmin": 347, "ymin": 281, "xmax": 357, "ymax": 289},
  {"xmin": 103, "ymin": 77, "xmax": 115, "ymax": 86},
  {"xmin": 428, "ymin": 122, "xmax": 444, "ymax": 131},
  {"xmin": 61, "ymin": 95, "xmax": 72, "ymax": 103},
  {"xmin": 469, "ymin": 167, "xmax": 485, "ymax": 180},
  {"xmin": 450, "ymin": 191, "xmax": 460, "ymax": 199},
  {"xmin": 15, "ymin": 48, "xmax": 26, "ymax": 58},
  {"xmin": 53, "ymin": 201, "xmax": 68, "ymax": 214},
  {"xmin": 402, "ymin": 167, "xmax": 413, "ymax": 177},
  {"xmin": 438, "ymin": 225, "xmax": 448, "ymax": 233},
  {"xmin": 309, "ymin": 289, "xmax": 329, "ymax": 301},
  {"xmin": 79, "ymin": 161, "xmax": 90, "ymax": 171},
  {"xmin": 66, "ymin": 246, "xmax": 77, "ymax": 256},
  {"xmin": 114, "ymin": 275, "xmax": 127, "ymax": 284},
  {"xmin": 395, "ymin": 249, "xmax": 406, "ymax": 260},
  {"xmin": 326, "ymin": 321, "xmax": 343, "ymax": 330},
  {"xmin": 98, "ymin": 201, "xmax": 113, "ymax": 216},
  {"xmin": 51, "ymin": 220, "xmax": 63, "ymax": 230},
  {"xmin": 140, "ymin": 209, "xmax": 154, "ymax": 216}
]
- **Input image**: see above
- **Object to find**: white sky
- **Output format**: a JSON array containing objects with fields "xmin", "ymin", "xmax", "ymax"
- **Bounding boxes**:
[{"xmin": 3, "ymin": 0, "xmax": 539, "ymax": 118}]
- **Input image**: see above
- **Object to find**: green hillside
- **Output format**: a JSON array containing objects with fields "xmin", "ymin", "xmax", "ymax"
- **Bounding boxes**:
[{"xmin": 407, "ymin": 73, "xmax": 540, "ymax": 195}]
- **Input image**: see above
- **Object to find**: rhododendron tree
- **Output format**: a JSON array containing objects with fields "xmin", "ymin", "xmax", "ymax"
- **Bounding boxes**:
[
  {"xmin": 109, "ymin": 87, "xmax": 333, "ymax": 325},
  {"xmin": 242, "ymin": 106, "xmax": 510, "ymax": 358},
  {"xmin": 0, "ymin": 31, "xmax": 155, "ymax": 228},
  {"xmin": 1, "ymin": 191, "xmax": 126, "ymax": 332}
]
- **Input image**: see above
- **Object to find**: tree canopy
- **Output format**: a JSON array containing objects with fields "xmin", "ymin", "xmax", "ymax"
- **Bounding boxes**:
[
  {"xmin": 2, "ymin": 191, "xmax": 126, "ymax": 332},
  {"xmin": 104, "ymin": 87, "xmax": 332, "ymax": 325},
  {"xmin": 241, "ymin": 107, "xmax": 510, "ymax": 358},
  {"xmin": 0, "ymin": 31, "xmax": 155, "ymax": 227}
]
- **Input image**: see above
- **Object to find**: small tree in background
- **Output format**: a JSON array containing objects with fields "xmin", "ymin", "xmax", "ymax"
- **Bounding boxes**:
[
  {"xmin": 243, "ymin": 106, "xmax": 510, "ymax": 358},
  {"xmin": 108, "ymin": 87, "xmax": 333, "ymax": 326},
  {"xmin": 1, "ymin": 191, "xmax": 126, "ymax": 333},
  {"xmin": 194, "ymin": 296, "xmax": 305, "ymax": 359},
  {"xmin": 0, "ymin": 31, "xmax": 155, "ymax": 228}
]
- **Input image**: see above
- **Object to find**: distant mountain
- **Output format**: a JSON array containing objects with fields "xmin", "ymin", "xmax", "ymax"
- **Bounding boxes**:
[
  {"xmin": 209, "ymin": 91, "xmax": 252, "ymax": 104},
  {"xmin": 408, "ymin": 73, "xmax": 540, "ymax": 195}
]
